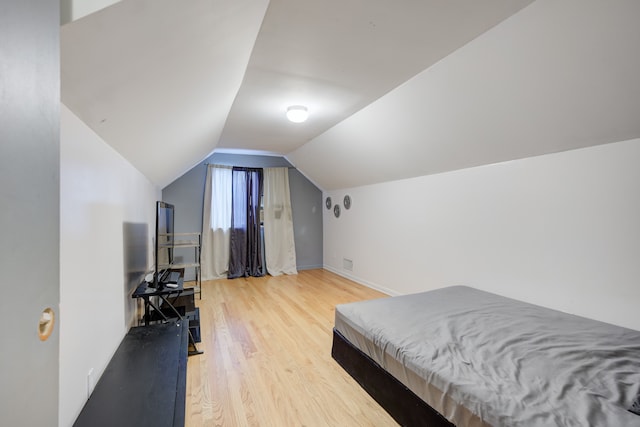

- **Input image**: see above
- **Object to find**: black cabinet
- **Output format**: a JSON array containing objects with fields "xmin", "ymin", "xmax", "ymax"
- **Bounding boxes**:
[{"xmin": 73, "ymin": 320, "xmax": 189, "ymax": 427}]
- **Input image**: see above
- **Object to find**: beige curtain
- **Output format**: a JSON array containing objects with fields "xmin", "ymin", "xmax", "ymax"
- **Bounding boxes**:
[
  {"xmin": 201, "ymin": 165, "xmax": 232, "ymax": 280},
  {"xmin": 263, "ymin": 167, "xmax": 297, "ymax": 276}
]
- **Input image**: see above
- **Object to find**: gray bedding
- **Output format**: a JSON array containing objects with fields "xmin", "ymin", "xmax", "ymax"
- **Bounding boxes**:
[{"xmin": 334, "ymin": 286, "xmax": 640, "ymax": 426}]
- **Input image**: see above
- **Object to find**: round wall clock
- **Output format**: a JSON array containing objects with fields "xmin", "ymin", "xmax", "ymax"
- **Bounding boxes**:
[
  {"xmin": 334, "ymin": 204, "xmax": 341, "ymax": 218},
  {"xmin": 343, "ymin": 195, "xmax": 351, "ymax": 210},
  {"xmin": 325, "ymin": 196, "xmax": 332, "ymax": 209}
]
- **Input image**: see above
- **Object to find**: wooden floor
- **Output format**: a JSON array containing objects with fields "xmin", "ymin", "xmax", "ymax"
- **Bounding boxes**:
[{"xmin": 185, "ymin": 269, "xmax": 398, "ymax": 427}]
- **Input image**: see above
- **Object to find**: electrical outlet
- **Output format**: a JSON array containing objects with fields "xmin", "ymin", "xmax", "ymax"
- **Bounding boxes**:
[{"xmin": 343, "ymin": 258, "xmax": 353, "ymax": 271}]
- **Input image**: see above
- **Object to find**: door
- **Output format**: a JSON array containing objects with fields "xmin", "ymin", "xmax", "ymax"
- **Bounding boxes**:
[{"xmin": 0, "ymin": 1, "xmax": 60, "ymax": 425}]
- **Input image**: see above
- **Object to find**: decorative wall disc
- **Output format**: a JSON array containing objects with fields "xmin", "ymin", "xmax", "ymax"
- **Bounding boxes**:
[
  {"xmin": 325, "ymin": 196, "xmax": 332, "ymax": 209},
  {"xmin": 334, "ymin": 204, "xmax": 341, "ymax": 218},
  {"xmin": 343, "ymin": 195, "xmax": 351, "ymax": 209}
]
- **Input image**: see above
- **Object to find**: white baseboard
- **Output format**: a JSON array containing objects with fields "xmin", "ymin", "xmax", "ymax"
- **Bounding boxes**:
[{"xmin": 323, "ymin": 265, "xmax": 399, "ymax": 297}]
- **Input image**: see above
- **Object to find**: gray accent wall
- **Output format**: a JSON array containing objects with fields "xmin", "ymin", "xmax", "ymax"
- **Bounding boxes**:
[
  {"xmin": 288, "ymin": 168, "xmax": 324, "ymax": 270},
  {"xmin": 0, "ymin": 0, "xmax": 60, "ymax": 425},
  {"xmin": 162, "ymin": 153, "xmax": 323, "ymax": 278}
]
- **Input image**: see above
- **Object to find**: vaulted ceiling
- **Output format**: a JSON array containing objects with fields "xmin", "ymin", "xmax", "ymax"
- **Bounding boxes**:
[{"xmin": 61, "ymin": 0, "xmax": 640, "ymax": 190}]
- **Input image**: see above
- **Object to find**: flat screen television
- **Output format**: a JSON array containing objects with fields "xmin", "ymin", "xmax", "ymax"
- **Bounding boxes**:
[{"xmin": 154, "ymin": 201, "xmax": 175, "ymax": 288}]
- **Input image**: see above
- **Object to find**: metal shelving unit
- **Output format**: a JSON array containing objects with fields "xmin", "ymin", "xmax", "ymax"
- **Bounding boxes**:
[{"xmin": 159, "ymin": 232, "xmax": 202, "ymax": 299}]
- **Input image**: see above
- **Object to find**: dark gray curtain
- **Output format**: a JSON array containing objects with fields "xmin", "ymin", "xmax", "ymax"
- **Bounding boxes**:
[{"xmin": 228, "ymin": 167, "xmax": 264, "ymax": 278}]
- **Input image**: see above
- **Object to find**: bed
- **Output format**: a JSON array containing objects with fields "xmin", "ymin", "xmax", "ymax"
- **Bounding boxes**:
[{"xmin": 331, "ymin": 286, "xmax": 640, "ymax": 426}]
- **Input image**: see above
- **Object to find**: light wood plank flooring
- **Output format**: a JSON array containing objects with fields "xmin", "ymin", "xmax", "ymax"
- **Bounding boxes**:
[{"xmin": 185, "ymin": 269, "xmax": 398, "ymax": 427}]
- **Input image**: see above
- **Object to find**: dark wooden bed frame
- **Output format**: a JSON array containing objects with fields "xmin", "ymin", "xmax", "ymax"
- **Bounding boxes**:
[{"xmin": 332, "ymin": 329, "xmax": 455, "ymax": 427}]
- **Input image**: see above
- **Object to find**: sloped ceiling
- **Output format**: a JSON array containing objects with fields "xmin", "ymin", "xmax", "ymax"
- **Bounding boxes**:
[
  {"xmin": 61, "ymin": 0, "xmax": 640, "ymax": 191},
  {"xmin": 61, "ymin": 0, "xmax": 270, "ymax": 188},
  {"xmin": 289, "ymin": 0, "xmax": 640, "ymax": 189},
  {"xmin": 217, "ymin": 0, "xmax": 535, "ymax": 154}
]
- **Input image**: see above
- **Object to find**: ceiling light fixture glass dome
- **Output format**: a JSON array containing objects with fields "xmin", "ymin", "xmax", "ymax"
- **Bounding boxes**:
[{"xmin": 286, "ymin": 105, "xmax": 309, "ymax": 123}]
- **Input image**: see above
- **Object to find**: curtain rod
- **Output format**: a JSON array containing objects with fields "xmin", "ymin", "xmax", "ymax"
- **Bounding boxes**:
[{"xmin": 204, "ymin": 163, "xmax": 296, "ymax": 169}]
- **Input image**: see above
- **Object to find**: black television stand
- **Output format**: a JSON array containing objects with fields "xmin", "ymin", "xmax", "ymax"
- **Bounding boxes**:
[{"xmin": 132, "ymin": 268, "xmax": 203, "ymax": 356}]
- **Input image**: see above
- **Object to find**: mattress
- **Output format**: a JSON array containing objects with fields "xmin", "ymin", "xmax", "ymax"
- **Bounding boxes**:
[{"xmin": 334, "ymin": 286, "xmax": 640, "ymax": 427}]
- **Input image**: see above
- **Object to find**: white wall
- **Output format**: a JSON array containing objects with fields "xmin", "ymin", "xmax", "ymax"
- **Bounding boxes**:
[
  {"xmin": 324, "ymin": 138, "xmax": 640, "ymax": 331},
  {"xmin": 61, "ymin": 0, "xmax": 122, "ymax": 24},
  {"xmin": 59, "ymin": 104, "xmax": 160, "ymax": 427}
]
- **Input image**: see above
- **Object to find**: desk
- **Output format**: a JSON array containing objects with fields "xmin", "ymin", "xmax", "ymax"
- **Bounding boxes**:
[
  {"xmin": 132, "ymin": 269, "xmax": 203, "ymax": 356},
  {"xmin": 132, "ymin": 269, "xmax": 187, "ymax": 326},
  {"xmin": 73, "ymin": 320, "xmax": 188, "ymax": 427}
]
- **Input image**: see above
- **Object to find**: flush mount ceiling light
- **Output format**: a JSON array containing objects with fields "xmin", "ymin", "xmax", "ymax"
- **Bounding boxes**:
[{"xmin": 286, "ymin": 105, "xmax": 309, "ymax": 123}]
